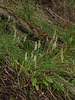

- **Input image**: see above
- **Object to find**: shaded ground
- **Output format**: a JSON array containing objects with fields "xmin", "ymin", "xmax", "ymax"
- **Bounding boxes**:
[{"xmin": 37, "ymin": 0, "xmax": 75, "ymax": 23}]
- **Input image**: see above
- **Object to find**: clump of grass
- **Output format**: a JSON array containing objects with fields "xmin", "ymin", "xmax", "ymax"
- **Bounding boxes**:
[
  {"xmin": 0, "ymin": 19, "xmax": 75, "ymax": 99},
  {"xmin": 0, "ymin": 1, "xmax": 75, "ymax": 99},
  {"xmin": 7, "ymin": 29, "xmax": 74, "ymax": 99}
]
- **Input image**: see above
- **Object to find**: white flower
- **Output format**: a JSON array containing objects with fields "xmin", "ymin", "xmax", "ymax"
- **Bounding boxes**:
[
  {"xmin": 8, "ymin": 15, "xmax": 10, "ymax": 21},
  {"xmin": 25, "ymin": 52, "xmax": 27, "ymax": 61},
  {"xmin": 31, "ymin": 51, "xmax": 33, "ymax": 58},
  {"xmin": 39, "ymin": 53, "xmax": 43, "ymax": 57},
  {"xmin": 56, "ymin": 35, "xmax": 58, "ymax": 42},
  {"xmin": 38, "ymin": 40, "xmax": 41, "ymax": 49},
  {"xmin": 14, "ymin": 30, "xmax": 16, "ymax": 38},
  {"xmin": 46, "ymin": 37, "xmax": 48, "ymax": 42},
  {"xmin": 34, "ymin": 55, "xmax": 36, "ymax": 62},
  {"xmin": 34, "ymin": 55, "xmax": 37, "ymax": 68},
  {"xmin": 52, "ymin": 41, "xmax": 56, "ymax": 50},
  {"xmin": 24, "ymin": 36, "xmax": 27, "ymax": 42},
  {"xmin": 34, "ymin": 41, "xmax": 37, "ymax": 50},
  {"xmin": 61, "ymin": 48, "xmax": 64, "ymax": 62},
  {"xmin": 52, "ymin": 35, "xmax": 58, "ymax": 50}
]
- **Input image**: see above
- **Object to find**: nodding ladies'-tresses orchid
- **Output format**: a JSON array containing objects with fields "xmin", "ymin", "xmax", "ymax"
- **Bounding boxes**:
[
  {"xmin": 8, "ymin": 15, "xmax": 10, "ymax": 21},
  {"xmin": 14, "ymin": 29, "xmax": 16, "ymax": 38},
  {"xmin": 23, "ymin": 35, "xmax": 27, "ymax": 42},
  {"xmin": 31, "ymin": 51, "xmax": 33, "ymax": 58},
  {"xmin": 25, "ymin": 52, "xmax": 27, "ymax": 61},
  {"xmin": 61, "ymin": 48, "xmax": 64, "ymax": 63},
  {"xmin": 38, "ymin": 40, "xmax": 41, "ymax": 49},
  {"xmin": 34, "ymin": 55, "xmax": 37, "ymax": 68},
  {"xmin": 46, "ymin": 37, "xmax": 48, "ymax": 42},
  {"xmin": 52, "ymin": 35, "xmax": 58, "ymax": 50},
  {"xmin": 34, "ymin": 55, "xmax": 36, "ymax": 62},
  {"xmin": 34, "ymin": 41, "xmax": 37, "ymax": 50}
]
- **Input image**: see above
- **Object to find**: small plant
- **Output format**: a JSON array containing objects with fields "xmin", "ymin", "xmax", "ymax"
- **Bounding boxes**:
[
  {"xmin": 21, "ymin": 0, "xmax": 34, "ymax": 21},
  {"xmin": 53, "ymin": 82, "xmax": 64, "ymax": 91},
  {"xmin": 31, "ymin": 77, "xmax": 39, "ymax": 90},
  {"xmin": 0, "ymin": 17, "xmax": 2, "ymax": 21},
  {"xmin": 31, "ymin": 76, "xmax": 53, "ymax": 90},
  {"xmin": 13, "ymin": 37, "xmax": 54, "ymax": 91}
]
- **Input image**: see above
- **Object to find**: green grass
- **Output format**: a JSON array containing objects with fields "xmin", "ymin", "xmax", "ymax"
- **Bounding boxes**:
[
  {"xmin": 0, "ymin": 1, "xmax": 75, "ymax": 99},
  {"xmin": 0, "ymin": 21, "xmax": 75, "ymax": 99}
]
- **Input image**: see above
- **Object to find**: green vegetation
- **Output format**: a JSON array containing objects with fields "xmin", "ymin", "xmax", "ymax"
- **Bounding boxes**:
[{"xmin": 0, "ymin": 0, "xmax": 75, "ymax": 100}]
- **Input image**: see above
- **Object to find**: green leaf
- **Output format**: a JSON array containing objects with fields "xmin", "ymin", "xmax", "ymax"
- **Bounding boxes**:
[
  {"xmin": 0, "ymin": 17, "xmax": 1, "ymax": 21},
  {"xmin": 37, "ymin": 72, "xmax": 41, "ymax": 76},
  {"xmin": 72, "ymin": 80, "xmax": 75, "ymax": 86},
  {"xmin": 44, "ymin": 76, "xmax": 53, "ymax": 83},
  {"xmin": 31, "ymin": 77, "xmax": 37, "ymax": 86},
  {"xmin": 43, "ymin": 64, "xmax": 51, "ymax": 69},
  {"xmin": 2, "ymin": 65, "xmax": 6, "ymax": 68},
  {"xmin": 35, "ymin": 84, "xmax": 39, "ymax": 91},
  {"xmin": 37, "ymin": 81, "xmax": 43, "ymax": 84},
  {"xmin": 53, "ymin": 82, "xmax": 63, "ymax": 90},
  {"xmin": 42, "ymin": 79, "xmax": 49, "ymax": 86}
]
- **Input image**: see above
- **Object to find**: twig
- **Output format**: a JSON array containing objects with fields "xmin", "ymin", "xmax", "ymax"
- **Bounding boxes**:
[
  {"xmin": 44, "ymin": 7, "xmax": 69, "ymax": 22},
  {"xmin": 47, "ymin": 87, "xmax": 57, "ymax": 100}
]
